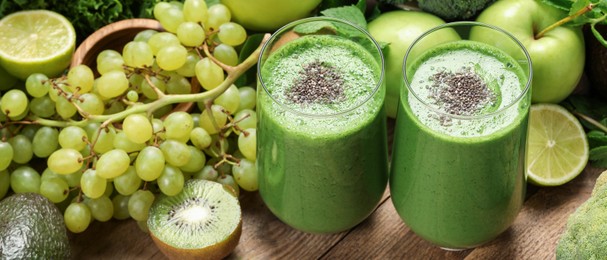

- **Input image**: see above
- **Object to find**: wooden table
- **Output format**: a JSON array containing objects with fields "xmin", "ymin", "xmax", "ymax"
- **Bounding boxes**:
[{"xmin": 70, "ymin": 120, "xmax": 604, "ymax": 259}]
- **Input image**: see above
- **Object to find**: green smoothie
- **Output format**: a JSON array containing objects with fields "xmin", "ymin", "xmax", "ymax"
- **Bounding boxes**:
[
  {"xmin": 258, "ymin": 34, "xmax": 388, "ymax": 233},
  {"xmin": 390, "ymin": 40, "xmax": 530, "ymax": 249}
]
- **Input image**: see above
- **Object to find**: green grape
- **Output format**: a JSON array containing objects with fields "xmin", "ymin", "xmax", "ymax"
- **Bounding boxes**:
[
  {"xmin": 206, "ymin": 4, "xmax": 231, "ymax": 31},
  {"xmin": 10, "ymin": 166, "xmax": 41, "ymax": 193},
  {"xmin": 58, "ymin": 126, "xmax": 88, "ymax": 151},
  {"xmin": 81, "ymin": 169, "xmax": 107, "ymax": 199},
  {"xmin": 203, "ymin": 135, "xmax": 229, "ymax": 158},
  {"xmin": 233, "ymin": 158, "xmax": 258, "ymax": 191},
  {"xmin": 113, "ymin": 166, "xmax": 142, "ymax": 195},
  {"xmin": 141, "ymin": 76, "xmax": 167, "ymax": 100},
  {"xmin": 48, "ymin": 148, "xmax": 83, "ymax": 174},
  {"xmin": 134, "ymin": 29, "xmax": 158, "ymax": 42},
  {"xmin": 8, "ymin": 107, "xmax": 28, "ymax": 121},
  {"xmin": 0, "ymin": 141, "xmax": 13, "ymax": 171},
  {"xmin": 0, "ymin": 170, "xmax": 9, "ymax": 199},
  {"xmin": 160, "ymin": 139, "xmax": 191, "ymax": 167},
  {"xmin": 32, "ymin": 126, "xmax": 59, "ymax": 158},
  {"xmin": 19, "ymin": 123, "xmax": 38, "ymax": 141},
  {"xmin": 156, "ymin": 44, "xmax": 188, "ymax": 71},
  {"xmin": 64, "ymin": 202, "xmax": 91, "ymax": 233},
  {"xmin": 158, "ymin": 164, "xmax": 185, "ymax": 196},
  {"xmin": 41, "ymin": 167, "xmax": 61, "ymax": 181},
  {"xmin": 238, "ymin": 129, "xmax": 257, "ymax": 161},
  {"xmin": 176, "ymin": 51, "xmax": 200, "ymax": 77},
  {"xmin": 195, "ymin": 57, "xmax": 225, "ymax": 90},
  {"xmin": 67, "ymin": 64, "xmax": 94, "ymax": 93},
  {"xmin": 40, "ymin": 177, "xmax": 70, "ymax": 203},
  {"xmin": 123, "ymin": 41, "xmax": 154, "ymax": 68},
  {"xmin": 123, "ymin": 114, "xmax": 153, "ymax": 144},
  {"xmin": 190, "ymin": 127, "xmax": 212, "ymax": 150},
  {"xmin": 135, "ymin": 146, "xmax": 166, "ymax": 181},
  {"xmin": 147, "ymin": 32, "xmax": 181, "ymax": 55},
  {"xmin": 96, "ymin": 149, "xmax": 130, "ymax": 179},
  {"xmin": 97, "ymin": 70, "xmax": 129, "ymax": 98},
  {"xmin": 47, "ymin": 83, "xmax": 61, "ymax": 102},
  {"xmin": 217, "ymin": 174, "xmax": 239, "ymax": 197},
  {"xmin": 113, "ymin": 132, "xmax": 146, "ymax": 153},
  {"xmin": 199, "ymin": 104, "xmax": 228, "ymax": 135},
  {"xmin": 55, "ymin": 96, "xmax": 77, "ymax": 119},
  {"xmin": 112, "ymin": 194, "xmax": 131, "ymax": 220},
  {"xmin": 25, "ymin": 73, "xmax": 49, "ymax": 97},
  {"xmin": 183, "ymin": 0, "xmax": 208, "ymax": 22},
  {"xmin": 126, "ymin": 90, "xmax": 139, "ymax": 102},
  {"xmin": 234, "ymin": 109, "xmax": 257, "ymax": 134},
  {"xmin": 29, "ymin": 96, "xmax": 55, "ymax": 118},
  {"xmin": 164, "ymin": 111, "xmax": 193, "ymax": 142},
  {"xmin": 86, "ymin": 195, "xmax": 114, "ymax": 222},
  {"xmin": 166, "ymin": 73, "xmax": 191, "ymax": 94},
  {"xmin": 1, "ymin": 89, "xmax": 28, "ymax": 116},
  {"xmin": 238, "ymin": 86, "xmax": 256, "ymax": 111},
  {"xmin": 217, "ymin": 22, "xmax": 247, "ymax": 46},
  {"xmin": 214, "ymin": 84, "xmax": 240, "ymax": 114},
  {"xmin": 9, "ymin": 135, "xmax": 33, "ymax": 164},
  {"xmin": 193, "ymin": 165, "xmax": 218, "ymax": 181},
  {"xmin": 156, "ymin": 5, "xmax": 184, "ymax": 33},
  {"xmin": 91, "ymin": 125, "xmax": 116, "ymax": 154},
  {"xmin": 153, "ymin": 2, "xmax": 172, "ymax": 18},
  {"xmin": 103, "ymin": 101, "xmax": 126, "ymax": 115},
  {"xmin": 128, "ymin": 189, "xmax": 155, "ymax": 221},
  {"xmin": 96, "ymin": 49, "xmax": 124, "ymax": 75},
  {"xmin": 151, "ymin": 118, "xmax": 164, "ymax": 134},
  {"xmin": 177, "ymin": 22, "xmax": 205, "ymax": 47},
  {"xmin": 74, "ymin": 93, "xmax": 105, "ymax": 115},
  {"xmin": 213, "ymin": 44, "xmax": 239, "ymax": 66},
  {"xmin": 180, "ymin": 145, "xmax": 206, "ymax": 173}
]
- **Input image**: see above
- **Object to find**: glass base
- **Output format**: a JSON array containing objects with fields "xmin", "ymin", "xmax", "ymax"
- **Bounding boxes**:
[{"xmin": 440, "ymin": 247, "xmax": 467, "ymax": 252}]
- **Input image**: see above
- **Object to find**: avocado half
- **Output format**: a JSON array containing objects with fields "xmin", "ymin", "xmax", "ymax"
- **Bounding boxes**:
[{"xmin": 0, "ymin": 193, "xmax": 71, "ymax": 259}]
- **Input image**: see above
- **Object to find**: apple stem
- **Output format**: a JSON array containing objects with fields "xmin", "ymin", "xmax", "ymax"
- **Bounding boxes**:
[{"xmin": 536, "ymin": 3, "xmax": 595, "ymax": 39}]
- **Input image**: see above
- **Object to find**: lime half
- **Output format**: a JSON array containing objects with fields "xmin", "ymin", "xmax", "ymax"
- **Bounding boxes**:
[
  {"xmin": 0, "ymin": 10, "xmax": 76, "ymax": 80},
  {"xmin": 526, "ymin": 104, "xmax": 589, "ymax": 186}
]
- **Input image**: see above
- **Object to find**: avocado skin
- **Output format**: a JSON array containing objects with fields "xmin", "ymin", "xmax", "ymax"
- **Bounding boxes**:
[{"xmin": 0, "ymin": 193, "xmax": 70, "ymax": 260}]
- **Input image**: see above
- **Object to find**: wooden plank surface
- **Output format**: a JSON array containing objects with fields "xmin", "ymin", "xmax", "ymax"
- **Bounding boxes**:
[{"xmin": 69, "ymin": 118, "xmax": 604, "ymax": 259}]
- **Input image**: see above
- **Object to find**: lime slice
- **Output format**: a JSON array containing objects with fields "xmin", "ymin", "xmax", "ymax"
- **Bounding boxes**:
[
  {"xmin": 0, "ymin": 10, "xmax": 76, "ymax": 80},
  {"xmin": 526, "ymin": 103, "xmax": 589, "ymax": 186}
]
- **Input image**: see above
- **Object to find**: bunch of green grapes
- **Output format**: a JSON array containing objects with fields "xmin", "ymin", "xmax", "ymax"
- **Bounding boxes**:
[{"xmin": 0, "ymin": 0, "xmax": 259, "ymax": 234}]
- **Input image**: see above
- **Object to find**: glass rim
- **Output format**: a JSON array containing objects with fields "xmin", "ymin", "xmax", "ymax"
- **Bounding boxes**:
[
  {"xmin": 402, "ymin": 21, "xmax": 533, "ymax": 120},
  {"xmin": 257, "ymin": 16, "xmax": 385, "ymax": 118}
]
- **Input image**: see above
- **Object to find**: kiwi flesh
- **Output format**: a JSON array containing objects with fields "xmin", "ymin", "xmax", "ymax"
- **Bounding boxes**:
[{"xmin": 148, "ymin": 179, "xmax": 242, "ymax": 260}]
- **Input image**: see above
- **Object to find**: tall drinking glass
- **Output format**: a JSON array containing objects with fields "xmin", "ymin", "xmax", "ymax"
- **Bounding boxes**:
[
  {"xmin": 257, "ymin": 17, "xmax": 388, "ymax": 234},
  {"xmin": 390, "ymin": 22, "xmax": 532, "ymax": 249}
]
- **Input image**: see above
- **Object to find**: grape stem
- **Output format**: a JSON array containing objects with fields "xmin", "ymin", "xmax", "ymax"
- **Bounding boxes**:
[{"xmin": 28, "ymin": 33, "xmax": 271, "ymax": 129}]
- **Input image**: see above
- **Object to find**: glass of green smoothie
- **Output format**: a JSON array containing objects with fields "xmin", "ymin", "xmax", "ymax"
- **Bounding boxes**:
[
  {"xmin": 257, "ymin": 17, "xmax": 388, "ymax": 234},
  {"xmin": 390, "ymin": 22, "xmax": 532, "ymax": 249}
]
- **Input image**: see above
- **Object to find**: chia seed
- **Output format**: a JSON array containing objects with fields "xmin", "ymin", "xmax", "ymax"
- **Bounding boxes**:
[
  {"xmin": 427, "ymin": 67, "xmax": 496, "ymax": 120},
  {"xmin": 287, "ymin": 60, "xmax": 345, "ymax": 105}
]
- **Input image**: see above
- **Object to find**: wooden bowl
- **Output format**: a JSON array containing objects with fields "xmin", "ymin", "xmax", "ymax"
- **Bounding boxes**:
[{"xmin": 70, "ymin": 18, "xmax": 198, "ymax": 113}]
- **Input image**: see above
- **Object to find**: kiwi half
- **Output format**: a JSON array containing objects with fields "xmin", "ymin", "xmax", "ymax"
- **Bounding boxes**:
[{"xmin": 148, "ymin": 179, "xmax": 242, "ymax": 260}]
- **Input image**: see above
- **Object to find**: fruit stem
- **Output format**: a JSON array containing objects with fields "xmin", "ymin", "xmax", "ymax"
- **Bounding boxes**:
[
  {"xmin": 536, "ymin": 3, "xmax": 594, "ymax": 39},
  {"xmin": 573, "ymin": 111, "xmax": 607, "ymax": 133}
]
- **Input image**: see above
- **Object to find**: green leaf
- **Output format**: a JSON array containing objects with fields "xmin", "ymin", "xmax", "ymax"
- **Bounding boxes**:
[
  {"xmin": 321, "ymin": 5, "xmax": 367, "ymax": 29},
  {"xmin": 592, "ymin": 158, "xmax": 607, "ymax": 167},
  {"xmin": 588, "ymin": 130, "xmax": 607, "ymax": 148},
  {"xmin": 541, "ymin": 0, "xmax": 575, "ymax": 11},
  {"xmin": 355, "ymin": 0, "xmax": 366, "ymax": 13},
  {"xmin": 235, "ymin": 33, "xmax": 265, "ymax": 86},
  {"xmin": 590, "ymin": 146, "xmax": 607, "ymax": 161},
  {"xmin": 293, "ymin": 21, "xmax": 337, "ymax": 35}
]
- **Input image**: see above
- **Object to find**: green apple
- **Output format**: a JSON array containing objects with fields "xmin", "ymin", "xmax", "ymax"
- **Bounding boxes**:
[
  {"xmin": 368, "ymin": 11, "xmax": 458, "ymax": 118},
  {"xmin": 220, "ymin": 0, "xmax": 322, "ymax": 32},
  {"xmin": 474, "ymin": 0, "xmax": 585, "ymax": 104}
]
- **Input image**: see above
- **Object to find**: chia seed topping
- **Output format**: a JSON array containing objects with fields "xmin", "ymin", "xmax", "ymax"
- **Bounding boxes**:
[
  {"xmin": 427, "ymin": 67, "xmax": 496, "ymax": 116},
  {"xmin": 287, "ymin": 60, "xmax": 345, "ymax": 105}
]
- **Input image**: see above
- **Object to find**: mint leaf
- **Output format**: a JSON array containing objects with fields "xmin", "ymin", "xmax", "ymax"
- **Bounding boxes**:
[
  {"xmin": 592, "ymin": 158, "xmax": 607, "ymax": 167},
  {"xmin": 541, "ymin": 0, "xmax": 575, "ymax": 11},
  {"xmin": 321, "ymin": 5, "xmax": 367, "ymax": 29},
  {"xmin": 590, "ymin": 146, "xmax": 607, "ymax": 160},
  {"xmin": 293, "ymin": 21, "xmax": 337, "ymax": 35},
  {"xmin": 355, "ymin": 0, "xmax": 366, "ymax": 13},
  {"xmin": 588, "ymin": 130, "xmax": 607, "ymax": 148}
]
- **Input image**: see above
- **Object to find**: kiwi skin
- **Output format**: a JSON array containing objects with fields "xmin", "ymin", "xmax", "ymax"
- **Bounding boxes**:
[
  {"xmin": 150, "ymin": 221, "xmax": 242, "ymax": 260},
  {"xmin": 148, "ymin": 179, "xmax": 242, "ymax": 260}
]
